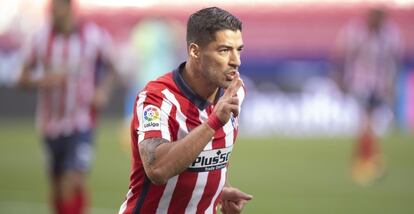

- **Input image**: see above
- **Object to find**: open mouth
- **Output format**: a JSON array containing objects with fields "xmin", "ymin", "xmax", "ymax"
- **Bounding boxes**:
[{"xmin": 226, "ymin": 71, "xmax": 237, "ymax": 81}]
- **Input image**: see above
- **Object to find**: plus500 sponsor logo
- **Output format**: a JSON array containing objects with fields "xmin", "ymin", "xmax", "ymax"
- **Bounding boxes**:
[{"xmin": 188, "ymin": 146, "xmax": 233, "ymax": 172}]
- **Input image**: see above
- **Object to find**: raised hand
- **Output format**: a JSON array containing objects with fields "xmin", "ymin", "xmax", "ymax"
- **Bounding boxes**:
[{"xmin": 213, "ymin": 72, "xmax": 243, "ymax": 124}]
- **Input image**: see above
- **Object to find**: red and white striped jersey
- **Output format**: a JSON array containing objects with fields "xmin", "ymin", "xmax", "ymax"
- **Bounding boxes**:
[
  {"xmin": 119, "ymin": 63, "xmax": 246, "ymax": 214},
  {"xmin": 26, "ymin": 22, "xmax": 113, "ymax": 138},
  {"xmin": 337, "ymin": 19, "xmax": 402, "ymax": 96}
]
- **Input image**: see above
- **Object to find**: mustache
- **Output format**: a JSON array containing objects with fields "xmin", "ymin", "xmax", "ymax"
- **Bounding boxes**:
[{"xmin": 226, "ymin": 68, "xmax": 238, "ymax": 73}]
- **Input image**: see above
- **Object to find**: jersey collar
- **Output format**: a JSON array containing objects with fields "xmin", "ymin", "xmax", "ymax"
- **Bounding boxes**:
[{"xmin": 173, "ymin": 62, "xmax": 224, "ymax": 110}]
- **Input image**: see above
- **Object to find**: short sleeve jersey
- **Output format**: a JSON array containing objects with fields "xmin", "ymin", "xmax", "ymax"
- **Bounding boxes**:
[{"xmin": 119, "ymin": 62, "xmax": 246, "ymax": 214}]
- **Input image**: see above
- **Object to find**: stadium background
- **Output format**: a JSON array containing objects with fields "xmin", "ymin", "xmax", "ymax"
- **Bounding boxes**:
[{"xmin": 1, "ymin": 0, "xmax": 414, "ymax": 213}]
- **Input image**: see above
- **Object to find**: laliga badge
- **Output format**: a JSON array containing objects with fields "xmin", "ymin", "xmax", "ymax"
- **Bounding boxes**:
[{"xmin": 142, "ymin": 105, "xmax": 161, "ymax": 131}]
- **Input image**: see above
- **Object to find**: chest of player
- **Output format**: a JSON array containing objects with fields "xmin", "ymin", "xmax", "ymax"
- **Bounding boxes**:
[
  {"xmin": 35, "ymin": 33, "xmax": 101, "ymax": 76},
  {"xmin": 173, "ymin": 106, "xmax": 239, "ymax": 141}
]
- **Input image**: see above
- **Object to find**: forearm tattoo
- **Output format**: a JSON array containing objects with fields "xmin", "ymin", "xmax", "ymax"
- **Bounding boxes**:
[{"xmin": 139, "ymin": 138, "xmax": 169, "ymax": 166}]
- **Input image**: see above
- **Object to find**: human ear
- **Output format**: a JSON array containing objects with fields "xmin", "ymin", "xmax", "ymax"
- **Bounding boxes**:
[{"xmin": 189, "ymin": 43, "xmax": 199, "ymax": 60}]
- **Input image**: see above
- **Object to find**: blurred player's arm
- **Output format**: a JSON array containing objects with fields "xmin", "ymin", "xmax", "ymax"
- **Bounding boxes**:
[
  {"xmin": 91, "ymin": 27, "xmax": 118, "ymax": 110},
  {"xmin": 17, "ymin": 58, "xmax": 66, "ymax": 89},
  {"xmin": 385, "ymin": 29, "xmax": 403, "ymax": 104},
  {"xmin": 92, "ymin": 58, "xmax": 117, "ymax": 110}
]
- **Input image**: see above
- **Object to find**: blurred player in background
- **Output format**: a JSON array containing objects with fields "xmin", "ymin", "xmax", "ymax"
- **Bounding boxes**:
[
  {"xmin": 119, "ymin": 7, "xmax": 252, "ymax": 214},
  {"xmin": 17, "ymin": 0, "xmax": 116, "ymax": 213},
  {"xmin": 334, "ymin": 7, "xmax": 403, "ymax": 185}
]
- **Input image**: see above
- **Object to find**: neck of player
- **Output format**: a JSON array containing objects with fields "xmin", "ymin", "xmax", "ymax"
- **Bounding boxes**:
[
  {"xmin": 183, "ymin": 61, "xmax": 219, "ymax": 103},
  {"xmin": 54, "ymin": 17, "xmax": 75, "ymax": 35}
]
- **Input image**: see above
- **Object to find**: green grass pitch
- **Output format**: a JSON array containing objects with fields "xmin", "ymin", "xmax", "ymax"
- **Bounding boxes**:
[{"xmin": 0, "ymin": 118, "xmax": 413, "ymax": 214}]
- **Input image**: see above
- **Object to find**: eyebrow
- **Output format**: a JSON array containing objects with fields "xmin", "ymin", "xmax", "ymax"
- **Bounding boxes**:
[{"xmin": 217, "ymin": 44, "xmax": 244, "ymax": 49}]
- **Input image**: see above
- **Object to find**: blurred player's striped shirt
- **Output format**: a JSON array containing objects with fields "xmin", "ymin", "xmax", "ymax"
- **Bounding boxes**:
[
  {"xmin": 119, "ymin": 64, "xmax": 246, "ymax": 214},
  {"xmin": 26, "ymin": 22, "xmax": 112, "ymax": 138},
  {"xmin": 337, "ymin": 19, "xmax": 402, "ymax": 96}
]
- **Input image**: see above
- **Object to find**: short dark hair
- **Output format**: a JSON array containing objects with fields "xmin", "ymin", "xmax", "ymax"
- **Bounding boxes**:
[{"xmin": 186, "ymin": 7, "xmax": 242, "ymax": 47}]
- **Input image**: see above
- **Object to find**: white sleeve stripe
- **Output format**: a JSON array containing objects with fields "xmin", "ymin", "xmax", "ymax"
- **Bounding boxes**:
[
  {"xmin": 136, "ymin": 91, "xmax": 147, "ymax": 144},
  {"xmin": 136, "ymin": 90, "xmax": 172, "ymax": 143},
  {"xmin": 160, "ymin": 99, "xmax": 172, "ymax": 141}
]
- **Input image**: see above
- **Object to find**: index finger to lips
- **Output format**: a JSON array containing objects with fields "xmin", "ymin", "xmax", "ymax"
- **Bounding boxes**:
[{"xmin": 224, "ymin": 72, "xmax": 241, "ymax": 98}]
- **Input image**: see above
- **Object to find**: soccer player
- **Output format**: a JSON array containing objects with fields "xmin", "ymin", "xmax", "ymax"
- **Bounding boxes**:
[
  {"xmin": 334, "ymin": 7, "xmax": 403, "ymax": 185},
  {"xmin": 17, "ymin": 0, "xmax": 116, "ymax": 213},
  {"xmin": 119, "ymin": 7, "xmax": 252, "ymax": 214}
]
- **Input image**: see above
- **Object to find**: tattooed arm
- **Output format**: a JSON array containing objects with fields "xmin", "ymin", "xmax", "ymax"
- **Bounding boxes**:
[{"xmin": 138, "ymin": 123, "xmax": 215, "ymax": 185}]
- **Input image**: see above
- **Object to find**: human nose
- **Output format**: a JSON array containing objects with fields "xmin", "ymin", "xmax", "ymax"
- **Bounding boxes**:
[{"xmin": 229, "ymin": 50, "xmax": 241, "ymax": 68}]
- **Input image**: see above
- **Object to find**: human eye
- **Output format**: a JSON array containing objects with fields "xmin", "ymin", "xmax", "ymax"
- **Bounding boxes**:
[{"xmin": 218, "ymin": 48, "xmax": 230, "ymax": 54}]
